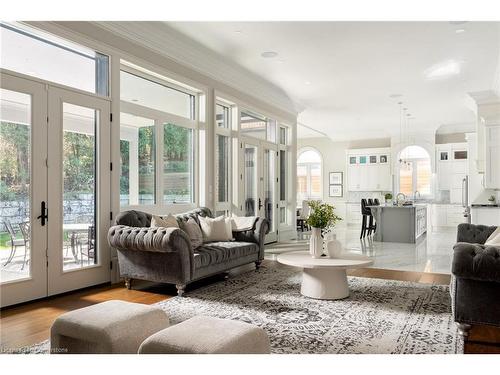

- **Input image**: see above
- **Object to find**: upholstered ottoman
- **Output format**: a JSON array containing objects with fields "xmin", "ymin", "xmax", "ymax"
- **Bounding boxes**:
[
  {"xmin": 138, "ymin": 316, "xmax": 271, "ymax": 354},
  {"xmin": 51, "ymin": 300, "xmax": 169, "ymax": 354}
]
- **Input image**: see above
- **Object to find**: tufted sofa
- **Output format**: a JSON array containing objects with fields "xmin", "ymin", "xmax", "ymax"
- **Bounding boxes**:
[
  {"xmin": 450, "ymin": 223, "xmax": 500, "ymax": 336},
  {"xmin": 107, "ymin": 207, "xmax": 269, "ymax": 296}
]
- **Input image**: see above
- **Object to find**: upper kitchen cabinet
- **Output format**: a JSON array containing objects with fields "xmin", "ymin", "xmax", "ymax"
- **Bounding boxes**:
[
  {"xmin": 346, "ymin": 148, "xmax": 391, "ymax": 192},
  {"xmin": 485, "ymin": 125, "xmax": 500, "ymax": 189},
  {"xmin": 436, "ymin": 143, "xmax": 468, "ymax": 195}
]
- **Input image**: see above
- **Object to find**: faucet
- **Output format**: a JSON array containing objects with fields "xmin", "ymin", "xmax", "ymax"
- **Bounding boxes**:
[
  {"xmin": 396, "ymin": 193, "xmax": 406, "ymax": 205},
  {"xmin": 414, "ymin": 190, "xmax": 420, "ymax": 200}
]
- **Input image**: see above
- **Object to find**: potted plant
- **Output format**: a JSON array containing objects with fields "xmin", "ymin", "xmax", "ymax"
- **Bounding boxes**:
[
  {"xmin": 384, "ymin": 193, "xmax": 393, "ymax": 204},
  {"xmin": 306, "ymin": 201, "xmax": 342, "ymax": 258}
]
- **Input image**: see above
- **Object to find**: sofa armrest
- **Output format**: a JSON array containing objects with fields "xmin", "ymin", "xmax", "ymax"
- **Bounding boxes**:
[
  {"xmin": 456, "ymin": 223, "xmax": 497, "ymax": 244},
  {"xmin": 452, "ymin": 242, "xmax": 500, "ymax": 283},
  {"xmin": 108, "ymin": 225, "xmax": 193, "ymax": 255},
  {"xmin": 232, "ymin": 218, "xmax": 270, "ymax": 260}
]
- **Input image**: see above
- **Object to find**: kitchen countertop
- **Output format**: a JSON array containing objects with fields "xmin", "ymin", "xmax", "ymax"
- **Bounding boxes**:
[
  {"xmin": 368, "ymin": 204, "xmax": 427, "ymax": 209},
  {"xmin": 471, "ymin": 204, "xmax": 499, "ymax": 208}
]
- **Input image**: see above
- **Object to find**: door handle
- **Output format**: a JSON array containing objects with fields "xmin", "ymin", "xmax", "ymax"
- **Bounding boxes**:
[
  {"xmin": 37, "ymin": 201, "xmax": 48, "ymax": 226},
  {"xmin": 258, "ymin": 198, "xmax": 263, "ymax": 210}
]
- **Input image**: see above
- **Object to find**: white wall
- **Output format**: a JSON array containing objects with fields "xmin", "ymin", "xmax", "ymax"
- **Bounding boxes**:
[{"xmin": 297, "ymin": 137, "xmax": 390, "ymax": 221}]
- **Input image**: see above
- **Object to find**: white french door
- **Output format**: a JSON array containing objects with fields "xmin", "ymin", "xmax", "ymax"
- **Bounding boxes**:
[
  {"xmin": 0, "ymin": 70, "xmax": 111, "ymax": 306},
  {"xmin": 47, "ymin": 87, "xmax": 111, "ymax": 295},
  {"xmin": 0, "ymin": 72, "xmax": 48, "ymax": 306},
  {"xmin": 242, "ymin": 138, "xmax": 278, "ymax": 243}
]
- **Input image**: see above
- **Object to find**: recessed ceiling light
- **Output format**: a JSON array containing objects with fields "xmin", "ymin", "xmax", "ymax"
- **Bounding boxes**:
[
  {"xmin": 455, "ymin": 28, "xmax": 466, "ymax": 34},
  {"xmin": 261, "ymin": 51, "xmax": 278, "ymax": 58},
  {"xmin": 305, "ymin": 81, "xmax": 311, "ymax": 85},
  {"xmin": 424, "ymin": 60, "xmax": 461, "ymax": 80},
  {"xmin": 131, "ymin": 99, "xmax": 139, "ymax": 102}
]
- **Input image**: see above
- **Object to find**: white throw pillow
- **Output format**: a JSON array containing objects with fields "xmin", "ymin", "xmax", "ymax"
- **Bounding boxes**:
[
  {"xmin": 485, "ymin": 227, "xmax": 500, "ymax": 247},
  {"xmin": 198, "ymin": 215, "xmax": 232, "ymax": 242},
  {"xmin": 151, "ymin": 214, "xmax": 179, "ymax": 228}
]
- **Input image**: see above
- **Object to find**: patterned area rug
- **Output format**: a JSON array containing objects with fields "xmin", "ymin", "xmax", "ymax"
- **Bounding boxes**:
[{"xmin": 16, "ymin": 264, "xmax": 463, "ymax": 354}]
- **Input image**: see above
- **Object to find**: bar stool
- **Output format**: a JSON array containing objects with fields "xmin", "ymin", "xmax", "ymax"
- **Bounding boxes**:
[
  {"xmin": 360, "ymin": 199, "xmax": 371, "ymax": 239},
  {"xmin": 367, "ymin": 199, "xmax": 378, "ymax": 235}
]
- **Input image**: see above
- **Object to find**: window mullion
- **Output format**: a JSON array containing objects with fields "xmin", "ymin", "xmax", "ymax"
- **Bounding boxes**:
[{"xmin": 156, "ymin": 119, "xmax": 163, "ymax": 207}]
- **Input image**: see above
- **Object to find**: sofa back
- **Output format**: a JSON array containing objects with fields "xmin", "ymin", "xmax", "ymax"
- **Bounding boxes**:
[
  {"xmin": 114, "ymin": 207, "xmax": 213, "ymax": 228},
  {"xmin": 457, "ymin": 223, "xmax": 497, "ymax": 244}
]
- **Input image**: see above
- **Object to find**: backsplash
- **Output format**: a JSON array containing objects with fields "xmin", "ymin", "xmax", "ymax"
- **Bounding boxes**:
[{"xmin": 347, "ymin": 191, "xmax": 385, "ymax": 203}]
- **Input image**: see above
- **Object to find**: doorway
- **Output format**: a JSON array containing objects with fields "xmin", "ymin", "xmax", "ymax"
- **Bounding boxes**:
[{"xmin": 0, "ymin": 70, "xmax": 111, "ymax": 307}]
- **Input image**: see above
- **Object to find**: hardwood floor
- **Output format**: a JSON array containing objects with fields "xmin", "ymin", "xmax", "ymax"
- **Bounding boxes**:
[{"xmin": 1, "ymin": 263, "xmax": 498, "ymax": 353}]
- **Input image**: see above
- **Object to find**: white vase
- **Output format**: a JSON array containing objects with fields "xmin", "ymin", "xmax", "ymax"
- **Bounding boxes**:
[
  {"xmin": 326, "ymin": 234, "xmax": 343, "ymax": 259},
  {"xmin": 309, "ymin": 227, "xmax": 323, "ymax": 258}
]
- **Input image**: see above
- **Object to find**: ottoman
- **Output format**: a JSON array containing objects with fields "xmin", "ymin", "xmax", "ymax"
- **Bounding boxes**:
[
  {"xmin": 50, "ymin": 300, "xmax": 169, "ymax": 354},
  {"xmin": 138, "ymin": 316, "xmax": 271, "ymax": 354}
]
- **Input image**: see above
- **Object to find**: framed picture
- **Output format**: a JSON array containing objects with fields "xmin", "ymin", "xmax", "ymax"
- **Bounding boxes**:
[
  {"xmin": 359, "ymin": 156, "xmax": 367, "ymax": 164},
  {"xmin": 329, "ymin": 184, "xmax": 343, "ymax": 197},
  {"xmin": 349, "ymin": 156, "xmax": 357, "ymax": 164},
  {"xmin": 369, "ymin": 155, "xmax": 377, "ymax": 164},
  {"xmin": 380, "ymin": 155, "xmax": 388, "ymax": 163},
  {"xmin": 329, "ymin": 172, "xmax": 343, "ymax": 185}
]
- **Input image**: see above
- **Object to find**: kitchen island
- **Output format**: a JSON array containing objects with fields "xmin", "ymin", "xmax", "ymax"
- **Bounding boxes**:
[{"xmin": 368, "ymin": 204, "xmax": 427, "ymax": 243}]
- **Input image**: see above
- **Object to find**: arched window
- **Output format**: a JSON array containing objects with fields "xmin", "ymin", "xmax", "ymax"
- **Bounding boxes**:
[
  {"xmin": 398, "ymin": 145, "xmax": 432, "ymax": 198},
  {"xmin": 297, "ymin": 148, "xmax": 322, "ymax": 203}
]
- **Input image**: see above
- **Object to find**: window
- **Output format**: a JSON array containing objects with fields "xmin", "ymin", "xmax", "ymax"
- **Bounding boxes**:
[
  {"xmin": 240, "ymin": 110, "xmax": 277, "ymax": 141},
  {"xmin": 120, "ymin": 70, "xmax": 194, "ymax": 120},
  {"xmin": 215, "ymin": 101, "xmax": 232, "ymax": 208},
  {"xmin": 279, "ymin": 150, "xmax": 286, "ymax": 201},
  {"xmin": 163, "ymin": 123, "xmax": 193, "ymax": 203},
  {"xmin": 297, "ymin": 149, "xmax": 322, "ymax": 204},
  {"xmin": 119, "ymin": 68, "xmax": 197, "ymax": 207},
  {"xmin": 216, "ymin": 104, "xmax": 230, "ymax": 128},
  {"xmin": 279, "ymin": 126, "xmax": 287, "ymax": 145},
  {"xmin": 0, "ymin": 22, "xmax": 109, "ymax": 96},
  {"xmin": 398, "ymin": 145, "xmax": 432, "ymax": 197},
  {"xmin": 216, "ymin": 134, "xmax": 229, "ymax": 203},
  {"xmin": 119, "ymin": 113, "xmax": 155, "ymax": 206}
]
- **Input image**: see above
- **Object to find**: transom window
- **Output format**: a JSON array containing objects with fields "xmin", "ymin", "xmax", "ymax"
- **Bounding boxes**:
[{"xmin": 0, "ymin": 22, "xmax": 109, "ymax": 96}]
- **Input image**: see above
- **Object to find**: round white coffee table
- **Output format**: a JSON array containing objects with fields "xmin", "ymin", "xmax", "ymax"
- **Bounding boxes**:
[{"xmin": 276, "ymin": 251, "xmax": 373, "ymax": 300}]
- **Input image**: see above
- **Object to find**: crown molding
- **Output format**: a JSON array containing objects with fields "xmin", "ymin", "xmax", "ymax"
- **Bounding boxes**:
[{"xmin": 94, "ymin": 21, "xmax": 302, "ymax": 116}]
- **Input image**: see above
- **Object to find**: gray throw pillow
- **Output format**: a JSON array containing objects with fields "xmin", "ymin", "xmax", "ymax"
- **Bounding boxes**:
[{"xmin": 181, "ymin": 217, "xmax": 203, "ymax": 250}]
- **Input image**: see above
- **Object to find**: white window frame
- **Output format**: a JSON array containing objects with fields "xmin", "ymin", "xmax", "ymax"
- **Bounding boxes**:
[
  {"xmin": 214, "ymin": 100, "xmax": 233, "ymax": 213},
  {"xmin": 297, "ymin": 147, "xmax": 323, "ymax": 203},
  {"xmin": 119, "ymin": 67, "xmax": 199, "ymax": 212}
]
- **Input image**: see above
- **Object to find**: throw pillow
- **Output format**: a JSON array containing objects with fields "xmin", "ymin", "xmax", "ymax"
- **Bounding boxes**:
[
  {"xmin": 198, "ymin": 215, "xmax": 232, "ymax": 242},
  {"xmin": 180, "ymin": 217, "xmax": 203, "ymax": 250},
  {"xmin": 485, "ymin": 227, "xmax": 500, "ymax": 246},
  {"xmin": 151, "ymin": 213, "xmax": 179, "ymax": 228}
]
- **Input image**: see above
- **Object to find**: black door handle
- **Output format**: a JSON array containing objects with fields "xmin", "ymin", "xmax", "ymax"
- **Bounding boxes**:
[
  {"xmin": 37, "ymin": 201, "xmax": 48, "ymax": 226},
  {"xmin": 258, "ymin": 198, "xmax": 263, "ymax": 210}
]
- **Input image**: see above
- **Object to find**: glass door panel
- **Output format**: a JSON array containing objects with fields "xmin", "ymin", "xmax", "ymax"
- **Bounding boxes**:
[
  {"xmin": 0, "ymin": 72, "xmax": 47, "ymax": 307},
  {"xmin": 62, "ymin": 103, "xmax": 97, "ymax": 271},
  {"xmin": 263, "ymin": 148, "xmax": 276, "ymax": 240},
  {"xmin": 47, "ymin": 87, "xmax": 110, "ymax": 296},
  {"xmin": 244, "ymin": 144, "xmax": 258, "ymax": 216}
]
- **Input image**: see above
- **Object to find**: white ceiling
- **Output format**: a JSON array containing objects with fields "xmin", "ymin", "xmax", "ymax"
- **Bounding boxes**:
[{"xmin": 167, "ymin": 21, "xmax": 500, "ymax": 141}]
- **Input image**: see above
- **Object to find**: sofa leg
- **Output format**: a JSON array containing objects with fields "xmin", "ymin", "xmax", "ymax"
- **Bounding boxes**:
[
  {"xmin": 255, "ymin": 261, "xmax": 262, "ymax": 270},
  {"xmin": 457, "ymin": 323, "xmax": 472, "ymax": 337},
  {"xmin": 176, "ymin": 284, "xmax": 186, "ymax": 297},
  {"xmin": 124, "ymin": 278, "xmax": 132, "ymax": 290}
]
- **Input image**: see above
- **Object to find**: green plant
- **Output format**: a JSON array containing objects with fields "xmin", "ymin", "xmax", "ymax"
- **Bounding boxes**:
[
  {"xmin": 385, "ymin": 193, "xmax": 393, "ymax": 200},
  {"xmin": 306, "ymin": 200, "xmax": 342, "ymax": 230}
]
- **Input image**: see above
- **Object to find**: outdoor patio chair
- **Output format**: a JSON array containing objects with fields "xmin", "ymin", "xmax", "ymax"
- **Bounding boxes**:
[
  {"xmin": 2, "ymin": 220, "xmax": 27, "ymax": 269},
  {"xmin": 18, "ymin": 221, "xmax": 30, "ymax": 270}
]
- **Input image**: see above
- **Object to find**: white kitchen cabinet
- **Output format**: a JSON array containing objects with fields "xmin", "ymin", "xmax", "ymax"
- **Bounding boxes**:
[
  {"xmin": 346, "ymin": 203, "xmax": 362, "ymax": 225},
  {"xmin": 431, "ymin": 204, "xmax": 467, "ymax": 229},
  {"xmin": 471, "ymin": 207, "xmax": 500, "ymax": 226},
  {"xmin": 485, "ymin": 126, "xmax": 500, "ymax": 189},
  {"xmin": 346, "ymin": 148, "xmax": 391, "ymax": 192}
]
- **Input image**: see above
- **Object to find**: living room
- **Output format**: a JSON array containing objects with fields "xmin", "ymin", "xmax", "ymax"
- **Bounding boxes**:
[{"xmin": 1, "ymin": 0, "xmax": 500, "ymax": 373}]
